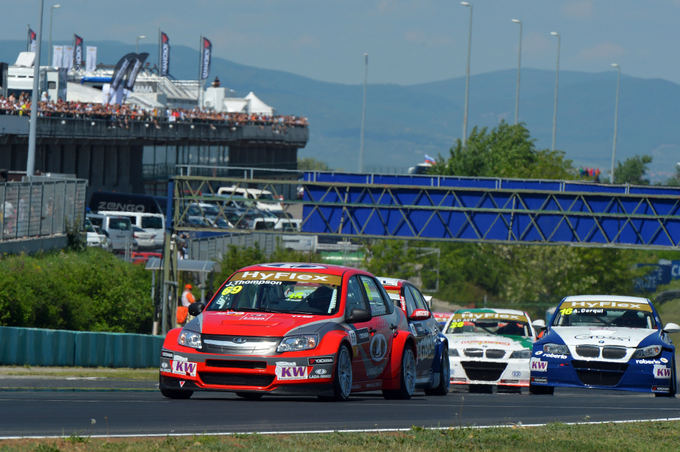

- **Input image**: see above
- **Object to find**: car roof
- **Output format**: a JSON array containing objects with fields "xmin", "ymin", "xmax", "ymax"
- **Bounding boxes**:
[
  {"xmin": 454, "ymin": 307, "xmax": 528, "ymax": 316},
  {"xmin": 376, "ymin": 276, "xmax": 410, "ymax": 288},
  {"xmin": 237, "ymin": 262, "xmax": 369, "ymax": 277},
  {"xmin": 561, "ymin": 295, "xmax": 652, "ymax": 305}
]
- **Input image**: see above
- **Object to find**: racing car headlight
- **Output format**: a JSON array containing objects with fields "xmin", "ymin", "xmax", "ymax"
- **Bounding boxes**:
[
  {"xmin": 632, "ymin": 345, "xmax": 662, "ymax": 359},
  {"xmin": 543, "ymin": 343, "xmax": 569, "ymax": 355},
  {"xmin": 178, "ymin": 329, "xmax": 202, "ymax": 350},
  {"xmin": 510, "ymin": 349, "xmax": 532, "ymax": 359},
  {"xmin": 448, "ymin": 348, "xmax": 460, "ymax": 357},
  {"xmin": 276, "ymin": 335, "xmax": 319, "ymax": 353}
]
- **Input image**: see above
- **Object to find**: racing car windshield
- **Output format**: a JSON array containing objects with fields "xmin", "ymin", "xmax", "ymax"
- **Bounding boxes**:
[
  {"xmin": 552, "ymin": 300, "xmax": 656, "ymax": 329},
  {"xmin": 207, "ymin": 271, "xmax": 342, "ymax": 316},
  {"xmin": 446, "ymin": 313, "xmax": 531, "ymax": 337}
]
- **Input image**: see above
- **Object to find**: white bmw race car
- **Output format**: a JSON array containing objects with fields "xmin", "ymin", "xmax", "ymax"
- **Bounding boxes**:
[
  {"xmin": 443, "ymin": 308, "xmax": 543, "ymax": 391},
  {"xmin": 530, "ymin": 295, "xmax": 680, "ymax": 396}
]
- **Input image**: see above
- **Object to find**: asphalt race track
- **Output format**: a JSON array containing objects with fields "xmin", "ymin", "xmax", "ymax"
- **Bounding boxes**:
[{"xmin": 1, "ymin": 379, "xmax": 679, "ymax": 437}]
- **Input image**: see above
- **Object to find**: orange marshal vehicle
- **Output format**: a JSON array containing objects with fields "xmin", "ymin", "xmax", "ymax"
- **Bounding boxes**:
[{"xmin": 159, "ymin": 263, "xmax": 420, "ymax": 400}]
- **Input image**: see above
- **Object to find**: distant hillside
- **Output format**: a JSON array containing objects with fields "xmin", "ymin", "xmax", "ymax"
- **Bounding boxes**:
[{"xmin": 2, "ymin": 39, "xmax": 679, "ymax": 181}]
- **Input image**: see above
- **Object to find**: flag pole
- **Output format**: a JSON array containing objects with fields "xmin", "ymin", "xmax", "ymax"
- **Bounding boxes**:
[
  {"xmin": 157, "ymin": 27, "xmax": 160, "ymax": 74},
  {"xmin": 197, "ymin": 35, "xmax": 202, "ymax": 109}
]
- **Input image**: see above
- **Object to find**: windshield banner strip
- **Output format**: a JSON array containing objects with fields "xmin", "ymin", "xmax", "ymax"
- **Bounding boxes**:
[
  {"xmin": 231, "ymin": 271, "xmax": 342, "ymax": 286},
  {"xmin": 561, "ymin": 300, "xmax": 652, "ymax": 312},
  {"xmin": 449, "ymin": 312, "xmax": 526, "ymax": 323}
]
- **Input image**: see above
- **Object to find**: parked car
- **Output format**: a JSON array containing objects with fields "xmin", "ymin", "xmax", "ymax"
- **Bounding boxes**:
[
  {"xmin": 97, "ymin": 210, "xmax": 165, "ymax": 249},
  {"xmin": 86, "ymin": 213, "xmax": 134, "ymax": 253},
  {"xmin": 378, "ymin": 276, "xmax": 450, "ymax": 395},
  {"xmin": 84, "ymin": 218, "xmax": 111, "ymax": 250},
  {"xmin": 132, "ymin": 226, "xmax": 157, "ymax": 250},
  {"xmin": 159, "ymin": 262, "xmax": 419, "ymax": 400},
  {"xmin": 217, "ymin": 185, "xmax": 283, "ymax": 213}
]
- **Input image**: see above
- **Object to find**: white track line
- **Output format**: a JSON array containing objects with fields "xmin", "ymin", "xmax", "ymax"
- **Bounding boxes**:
[{"xmin": 2, "ymin": 417, "xmax": 680, "ymax": 440}]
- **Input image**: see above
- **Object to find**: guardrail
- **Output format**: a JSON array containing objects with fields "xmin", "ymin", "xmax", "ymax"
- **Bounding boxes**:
[
  {"xmin": 0, "ymin": 178, "xmax": 87, "ymax": 243},
  {"xmin": 0, "ymin": 326, "xmax": 163, "ymax": 368}
]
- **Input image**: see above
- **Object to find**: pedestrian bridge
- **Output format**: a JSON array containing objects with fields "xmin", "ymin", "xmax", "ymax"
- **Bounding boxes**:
[{"xmin": 173, "ymin": 171, "xmax": 680, "ymax": 250}]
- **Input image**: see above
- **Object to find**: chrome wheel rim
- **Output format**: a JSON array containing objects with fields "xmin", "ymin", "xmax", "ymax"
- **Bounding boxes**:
[
  {"xmin": 403, "ymin": 349, "xmax": 416, "ymax": 395},
  {"xmin": 337, "ymin": 347, "xmax": 352, "ymax": 397}
]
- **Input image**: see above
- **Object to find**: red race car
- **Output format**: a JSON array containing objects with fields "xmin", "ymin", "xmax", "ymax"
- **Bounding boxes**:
[{"xmin": 159, "ymin": 263, "xmax": 418, "ymax": 400}]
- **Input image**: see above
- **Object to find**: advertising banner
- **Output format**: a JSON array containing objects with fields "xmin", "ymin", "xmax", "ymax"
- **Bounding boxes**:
[
  {"xmin": 52, "ymin": 46, "xmax": 64, "ymax": 68},
  {"xmin": 73, "ymin": 35, "xmax": 83, "ymax": 70},
  {"xmin": 124, "ymin": 52, "xmax": 149, "ymax": 90},
  {"xmin": 108, "ymin": 53, "xmax": 136, "ymax": 104},
  {"xmin": 160, "ymin": 31, "xmax": 170, "ymax": 76},
  {"xmin": 86, "ymin": 46, "xmax": 97, "ymax": 72},
  {"xmin": 62, "ymin": 45, "xmax": 73, "ymax": 69},
  {"xmin": 200, "ymin": 37, "xmax": 212, "ymax": 80}
]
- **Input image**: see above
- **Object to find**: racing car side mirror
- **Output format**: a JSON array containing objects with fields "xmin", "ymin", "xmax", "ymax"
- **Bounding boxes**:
[
  {"xmin": 347, "ymin": 308, "xmax": 372, "ymax": 323},
  {"xmin": 663, "ymin": 322, "xmax": 680, "ymax": 333},
  {"xmin": 189, "ymin": 302, "xmax": 205, "ymax": 316},
  {"xmin": 532, "ymin": 319, "xmax": 546, "ymax": 330},
  {"xmin": 409, "ymin": 309, "xmax": 431, "ymax": 320}
]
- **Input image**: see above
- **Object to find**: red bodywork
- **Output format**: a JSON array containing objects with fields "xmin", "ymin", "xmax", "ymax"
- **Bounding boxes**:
[{"xmin": 160, "ymin": 263, "xmax": 412, "ymax": 397}]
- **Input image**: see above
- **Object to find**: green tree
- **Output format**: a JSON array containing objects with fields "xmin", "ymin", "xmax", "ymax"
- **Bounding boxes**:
[
  {"xmin": 431, "ymin": 121, "xmax": 575, "ymax": 180},
  {"xmin": 664, "ymin": 162, "xmax": 680, "ymax": 186},
  {"xmin": 614, "ymin": 154, "xmax": 652, "ymax": 185},
  {"xmin": 417, "ymin": 122, "xmax": 652, "ymax": 311},
  {"xmin": 210, "ymin": 244, "xmax": 321, "ymax": 293},
  {"xmin": 298, "ymin": 157, "xmax": 331, "ymax": 171},
  {"xmin": 0, "ymin": 248, "xmax": 152, "ymax": 333}
]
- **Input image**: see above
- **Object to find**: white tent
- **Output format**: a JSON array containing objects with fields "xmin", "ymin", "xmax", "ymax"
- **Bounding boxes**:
[
  {"xmin": 223, "ymin": 98, "xmax": 248, "ymax": 113},
  {"xmin": 244, "ymin": 91, "xmax": 274, "ymax": 115},
  {"xmin": 66, "ymin": 82, "xmax": 103, "ymax": 103}
]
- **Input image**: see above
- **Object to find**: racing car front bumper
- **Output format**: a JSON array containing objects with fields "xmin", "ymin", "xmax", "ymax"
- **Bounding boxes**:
[
  {"xmin": 529, "ymin": 351, "xmax": 676, "ymax": 394},
  {"xmin": 449, "ymin": 357, "xmax": 530, "ymax": 387},
  {"xmin": 159, "ymin": 348, "xmax": 336, "ymax": 395}
]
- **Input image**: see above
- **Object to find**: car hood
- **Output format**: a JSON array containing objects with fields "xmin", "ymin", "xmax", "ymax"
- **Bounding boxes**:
[
  {"xmin": 198, "ymin": 311, "xmax": 331, "ymax": 337},
  {"xmin": 551, "ymin": 326, "xmax": 656, "ymax": 347},
  {"xmin": 445, "ymin": 334, "xmax": 532, "ymax": 351}
]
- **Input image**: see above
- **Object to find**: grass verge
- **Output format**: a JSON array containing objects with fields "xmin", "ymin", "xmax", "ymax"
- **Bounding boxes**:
[
  {"xmin": 2, "ymin": 421, "xmax": 680, "ymax": 451},
  {"xmin": 0, "ymin": 366, "xmax": 157, "ymax": 381}
]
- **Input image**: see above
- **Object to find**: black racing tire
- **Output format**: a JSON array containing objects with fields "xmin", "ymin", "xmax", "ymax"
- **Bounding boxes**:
[
  {"xmin": 529, "ymin": 384, "xmax": 554, "ymax": 395},
  {"xmin": 425, "ymin": 350, "xmax": 450, "ymax": 396},
  {"xmin": 383, "ymin": 346, "xmax": 417, "ymax": 400},
  {"xmin": 160, "ymin": 386, "xmax": 193, "ymax": 399},
  {"xmin": 236, "ymin": 392, "xmax": 264, "ymax": 400},
  {"xmin": 329, "ymin": 344, "xmax": 353, "ymax": 401}
]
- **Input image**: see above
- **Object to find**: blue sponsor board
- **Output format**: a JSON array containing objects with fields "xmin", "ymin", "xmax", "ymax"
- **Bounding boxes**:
[{"xmin": 634, "ymin": 260, "xmax": 680, "ymax": 293}]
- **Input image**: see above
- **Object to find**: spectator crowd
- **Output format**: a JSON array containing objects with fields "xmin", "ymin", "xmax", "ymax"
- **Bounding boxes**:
[{"xmin": 0, "ymin": 92, "xmax": 308, "ymax": 130}]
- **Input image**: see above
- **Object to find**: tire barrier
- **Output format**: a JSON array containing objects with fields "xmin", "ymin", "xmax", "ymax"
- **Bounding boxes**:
[{"xmin": 0, "ymin": 326, "xmax": 163, "ymax": 368}]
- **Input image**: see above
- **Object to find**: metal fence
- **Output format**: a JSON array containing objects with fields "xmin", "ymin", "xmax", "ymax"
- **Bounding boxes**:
[{"xmin": 0, "ymin": 178, "xmax": 87, "ymax": 242}]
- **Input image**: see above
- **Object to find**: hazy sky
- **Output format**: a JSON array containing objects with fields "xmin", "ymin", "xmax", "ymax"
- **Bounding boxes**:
[{"xmin": 5, "ymin": 0, "xmax": 680, "ymax": 85}]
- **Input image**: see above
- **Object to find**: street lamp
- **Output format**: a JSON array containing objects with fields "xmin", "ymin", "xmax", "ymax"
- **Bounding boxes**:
[
  {"xmin": 550, "ymin": 31, "xmax": 560, "ymax": 151},
  {"xmin": 27, "ymin": 0, "xmax": 45, "ymax": 179},
  {"xmin": 136, "ymin": 35, "xmax": 146, "ymax": 53},
  {"xmin": 359, "ymin": 53, "xmax": 368, "ymax": 173},
  {"xmin": 610, "ymin": 63, "xmax": 621, "ymax": 184},
  {"xmin": 48, "ymin": 3, "xmax": 60, "ymax": 67},
  {"xmin": 512, "ymin": 18, "xmax": 522, "ymax": 125},
  {"xmin": 460, "ymin": 1, "xmax": 473, "ymax": 147}
]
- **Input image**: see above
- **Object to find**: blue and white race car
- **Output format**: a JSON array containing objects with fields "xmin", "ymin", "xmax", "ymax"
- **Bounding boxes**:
[{"xmin": 530, "ymin": 295, "xmax": 680, "ymax": 396}]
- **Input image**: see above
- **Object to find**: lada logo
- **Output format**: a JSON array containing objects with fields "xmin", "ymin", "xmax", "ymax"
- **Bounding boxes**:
[
  {"xmin": 232, "ymin": 337, "xmax": 247, "ymax": 344},
  {"xmin": 370, "ymin": 334, "xmax": 388, "ymax": 362}
]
